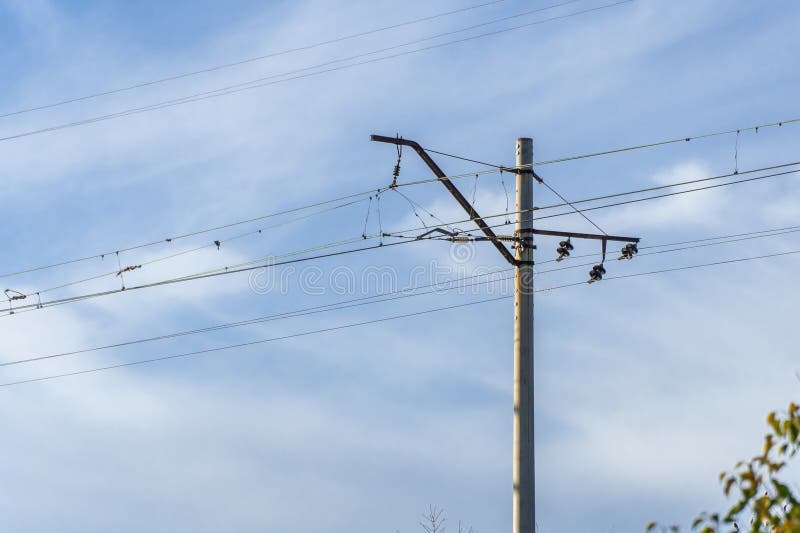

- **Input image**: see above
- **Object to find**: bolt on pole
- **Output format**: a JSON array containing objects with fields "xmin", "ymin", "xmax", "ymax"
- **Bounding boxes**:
[{"xmin": 513, "ymin": 137, "xmax": 535, "ymax": 533}]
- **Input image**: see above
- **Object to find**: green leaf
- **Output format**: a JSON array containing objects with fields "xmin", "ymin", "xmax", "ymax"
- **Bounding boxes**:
[
  {"xmin": 768, "ymin": 412, "xmax": 778, "ymax": 432},
  {"xmin": 724, "ymin": 476, "xmax": 737, "ymax": 496}
]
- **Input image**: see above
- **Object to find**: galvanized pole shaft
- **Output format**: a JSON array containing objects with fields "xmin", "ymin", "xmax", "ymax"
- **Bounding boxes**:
[{"xmin": 513, "ymin": 137, "xmax": 534, "ymax": 533}]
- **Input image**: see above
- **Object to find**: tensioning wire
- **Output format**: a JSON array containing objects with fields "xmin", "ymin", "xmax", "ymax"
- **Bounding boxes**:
[
  {"xmin": 0, "ymin": 269, "xmax": 516, "ymax": 367},
  {"xmin": 0, "ymin": 295, "xmax": 514, "ymax": 388},
  {"xmin": 0, "ymin": 166, "xmax": 505, "ymax": 282},
  {"xmin": 0, "ymin": 0, "xmax": 509, "ymax": 119},
  {"xmin": 0, "ymin": 1, "xmax": 631, "ymax": 144},
  {"xmin": 9, "ymin": 242, "xmax": 800, "ymax": 387},
  {"xmin": 6, "ymin": 159, "xmax": 800, "ymax": 313},
  {"xmin": 3, "ymin": 196, "xmax": 370, "ymax": 303},
  {"xmin": 17, "ymin": 220, "xmax": 800, "ymax": 366}
]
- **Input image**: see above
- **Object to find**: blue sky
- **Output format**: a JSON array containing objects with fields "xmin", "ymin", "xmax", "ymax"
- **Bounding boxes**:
[{"xmin": 1, "ymin": 1, "xmax": 800, "ymax": 532}]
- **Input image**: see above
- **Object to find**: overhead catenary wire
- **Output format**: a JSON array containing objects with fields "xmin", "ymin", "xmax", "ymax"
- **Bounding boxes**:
[
  {"xmin": 0, "ymin": 295, "xmax": 513, "ymax": 388},
  {"xmin": 6, "ymin": 158, "xmax": 800, "ymax": 310},
  {"xmin": 0, "ymin": 0, "xmax": 632, "ymax": 144},
  {"xmin": 0, "ymin": 166, "xmax": 505, "ymax": 282},
  {"xmin": 0, "ymin": 0, "xmax": 510, "ymax": 120},
  {"xmin": 536, "ymin": 247, "xmax": 800, "ymax": 294},
  {"xmin": 0, "ymin": 189, "xmax": 376, "ymax": 280},
  {"xmin": 539, "ymin": 180, "xmax": 607, "ymax": 235},
  {"xmin": 6, "ymin": 197, "xmax": 370, "ymax": 302},
  {"xmin": 423, "ymin": 146, "xmax": 608, "ymax": 234},
  {"xmin": 7, "ymin": 159, "xmax": 800, "ymax": 311},
  {"xmin": 7, "ymin": 151, "xmax": 797, "ymax": 289},
  {"xmin": 536, "ymin": 223, "xmax": 800, "ymax": 265},
  {"xmin": 536, "ymin": 231, "xmax": 800, "ymax": 275},
  {"xmin": 425, "ymin": 117, "xmax": 800, "ymax": 171},
  {"xmin": 0, "ymin": 237, "xmax": 431, "ymax": 315},
  {"xmin": 0, "ymin": 269, "xmax": 516, "ymax": 368},
  {"xmin": 532, "ymin": 165, "xmax": 800, "ymax": 221},
  {"xmin": 13, "ymin": 221, "xmax": 800, "ymax": 367},
  {"xmin": 388, "ymin": 161, "xmax": 800, "ymax": 236},
  {"xmin": 532, "ymin": 160, "xmax": 800, "ymax": 212},
  {"xmin": 15, "ymin": 220, "xmax": 800, "ymax": 367},
  {"xmin": 533, "ymin": 118, "xmax": 800, "ymax": 167},
  {"xmin": 8, "ymin": 243, "xmax": 800, "ymax": 388},
  {"xmin": 391, "ymin": 187, "xmax": 459, "ymax": 232}
]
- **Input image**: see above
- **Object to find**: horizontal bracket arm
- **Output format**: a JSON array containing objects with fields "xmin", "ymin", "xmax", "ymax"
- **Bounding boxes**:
[{"xmin": 519, "ymin": 228, "xmax": 640, "ymax": 243}]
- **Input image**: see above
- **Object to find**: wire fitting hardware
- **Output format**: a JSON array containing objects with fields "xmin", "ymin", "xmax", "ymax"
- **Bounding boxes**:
[
  {"xmin": 4, "ymin": 289, "xmax": 26, "ymax": 301},
  {"xmin": 116, "ymin": 265, "xmax": 142, "ymax": 277},
  {"xmin": 390, "ymin": 134, "xmax": 402, "ymax": 188},
  {"xmin": 415, "ymin": 227, "xmax": 460, "ymax": 240},
  {"xmin": 4, "ymin": 288, "xmax": 26, "ymax": 315},
  {"xmin": 501, "ymin": 167, "xmax": 534, "ymax": 176}
]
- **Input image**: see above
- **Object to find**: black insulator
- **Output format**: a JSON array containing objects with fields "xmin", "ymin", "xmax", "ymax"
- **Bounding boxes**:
[
  {"xmin": 618, "ymin": 242, "xmax": 638, "ymax": 260},
  {"xmin": 588, "ymin": 263, "xmax": 606, "ymax": 283}
]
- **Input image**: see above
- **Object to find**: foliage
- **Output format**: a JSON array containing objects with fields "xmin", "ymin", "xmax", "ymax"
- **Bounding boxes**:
[{"xmin": 648, "ymin": 401, "xmax": 800, "ymax": 533}]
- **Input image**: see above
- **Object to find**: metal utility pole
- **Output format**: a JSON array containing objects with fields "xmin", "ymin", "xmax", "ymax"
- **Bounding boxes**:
[
  {"xmin": 370, "ymin": 133, "xmax": 639, "ymax": 533},
  {"xmin": 513, "ymin": 138, "xmax": 535, "ymax": 533}
]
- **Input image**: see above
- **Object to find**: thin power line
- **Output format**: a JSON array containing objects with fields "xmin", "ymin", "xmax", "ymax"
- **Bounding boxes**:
[
  {"xmin": 389, "ymin": 162, "xmax": 800, "ymax": 235},
  {"xmin": 537, "ymin": 231, "xmax": 800, "ymax": 275},
  {"xmin": 419, "ymin": 146, "xmax": 607, "ymax": 233},
  {"xmin": 537, "ymin": 247, "xmax": 800, "ymax": 294},
  {"xmin": 532, "ymin": 166, "xmax": 800, "ymax": 221},
  {"xmin": 0, "ymin": 0, "xmax": 510, "ymax": 120},
  {"xmin": 640, "ymin": 225, "xmax": 800, "ymax": 251},
  {"xmin": 536, "ymin": 224, "xmax": 800, "ymax": 265},
  {"xmin": 0, "ymin": 295, "xmax": 512, "ymax": 388},
  {"xmin": 6, "ymin": 151, "xmax": 795, "ymax": 287},
  {"xmin": 533, "ymin": 118, "xmax": 800, "ymax": 167},
  {"xmin": 7, "ymin": 159, "xmax": 800, "ymax": 309},
  {"xmin": 532, "ymin": 160, "xmax": 800, "ymax": 213},
  {"xmin": 537, "ymin": 178, "xmax": 607, "ymax": 234},
  {"xmin": 454, "ymin": 161, "xmax": 800, "ymax": 232},
  {"xmin": 0, "ymin": 1, "xmax": 631, "ymax": 144},
  {"xmin": 1, "ymin": 237, "xmax": 432, "ymax": 315},
  {"xmin": 7, "ymin": 197, "xmax": 370, "ymax": 302},
  {"xmin": 22, "ymin": 160, "xmax": 800, "ymax": 307},
  {"xmin": 8, "ymin": 244, "xmax": 800, "ymax": 387},
  {"xmin": 0, "ymin": 190, "xmax": 374, "ymax": 280},
  {"xmin": 0, "ymin": 270, "xmax": 515, "ymax": 368},
  {"xmin": 14, "ymin": 222, "xmax": 800, "ymax": 367},
  {"xmin": 17, "ymin": 221, "xmax": 800, "ymax": 366},
  {"xmin": 0, "ymin": 166, "xmax": 503, "ymax": 282},
  {"xmin": 425, "ymin": 117, "xmax": 800, "ymax": 170}
]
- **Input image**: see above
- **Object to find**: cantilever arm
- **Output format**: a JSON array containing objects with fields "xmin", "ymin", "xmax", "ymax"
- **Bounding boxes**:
[{"xmin": 371, "ymin": 134, "xmax": 518, "ymax": 266}]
